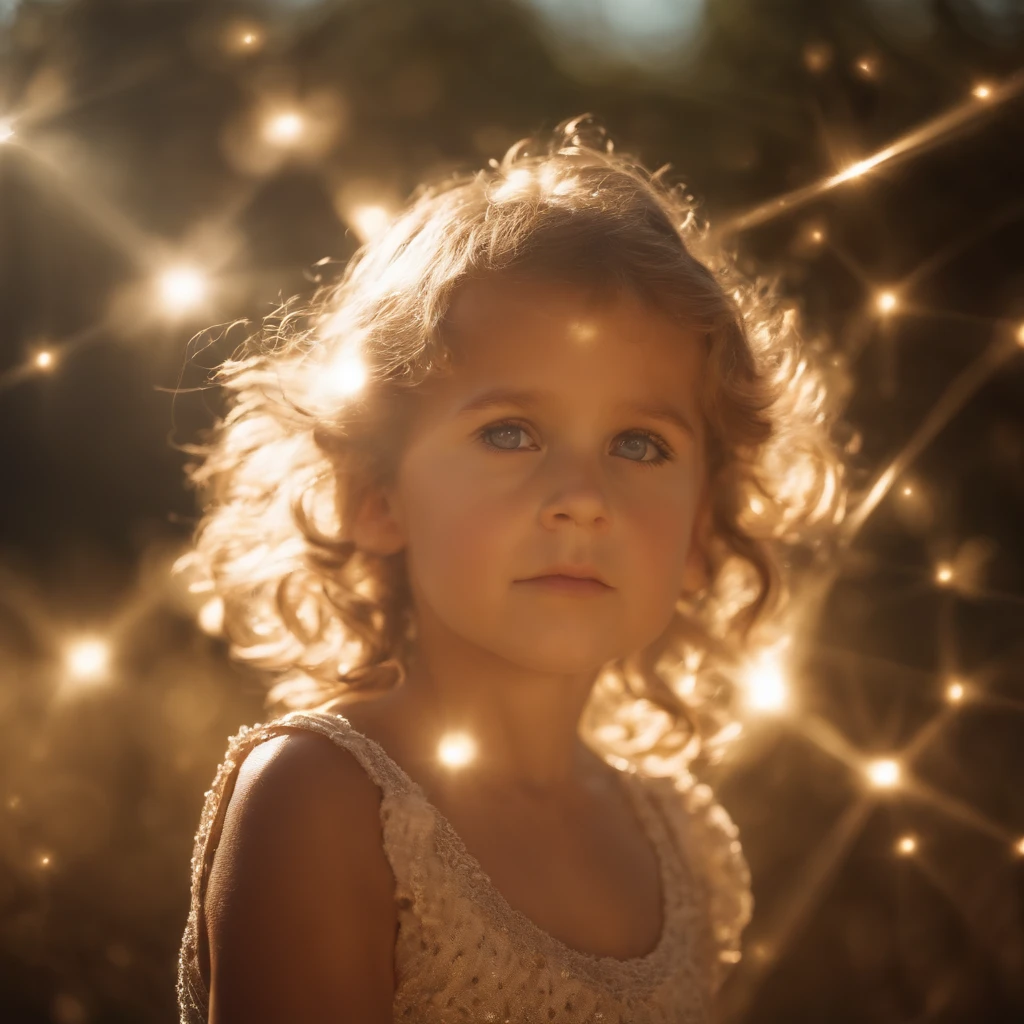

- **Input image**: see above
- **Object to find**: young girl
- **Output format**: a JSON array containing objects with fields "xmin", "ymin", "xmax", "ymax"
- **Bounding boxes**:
[{"xmin": 175, "ymin": 115, "xmax": 843, "ymax": 1023}]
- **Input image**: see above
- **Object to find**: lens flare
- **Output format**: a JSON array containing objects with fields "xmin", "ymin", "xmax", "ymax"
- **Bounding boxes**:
[
  {"xmin": 866, "ymin": 759, "xmax": 901, "ymax": 789},
  {"xmin": 437, "ymin": 732, "xmax": 477, "ymax": 769},
  {"xmin": 264, "ymin": 111, "xmax": 305, "ymax": 146},
  {"xmin": 158, "ymin": 265, "xmax": 207, "ymax": 313},
  {"xmin": 740, "ymin": 650, "xmax": 790, "ymax": 713},
  {"xmin": 875, "ymin": 291, "xmax": 898, "ymax": 314},
  {"xmin": 64, "ymin": 637, "xmax": 110, "ymax": 683}
]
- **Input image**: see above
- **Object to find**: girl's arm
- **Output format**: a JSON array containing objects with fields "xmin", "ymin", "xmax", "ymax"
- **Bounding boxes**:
[{"xmin": 203, "ymin": 731, "xmax": 397, "ymax": 1023}]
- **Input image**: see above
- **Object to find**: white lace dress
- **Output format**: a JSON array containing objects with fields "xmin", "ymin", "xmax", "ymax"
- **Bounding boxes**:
[{"xmin": 177, "ymin": 710, "xmax": 752, "ymax": 1023}]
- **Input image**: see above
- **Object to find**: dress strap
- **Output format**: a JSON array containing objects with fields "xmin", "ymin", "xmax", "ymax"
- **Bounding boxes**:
[{"xmin": 177, "ymin": 709, "xmax": 423, "ymax": 1024}]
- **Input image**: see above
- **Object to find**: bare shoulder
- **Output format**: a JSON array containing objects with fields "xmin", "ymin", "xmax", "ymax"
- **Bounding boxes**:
[{"xmin": 204, "ymin": 728, "xmax": 396, "ymax": 1024}]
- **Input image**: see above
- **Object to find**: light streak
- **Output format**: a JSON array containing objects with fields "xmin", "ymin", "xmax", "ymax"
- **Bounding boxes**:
[
  {"xmin": 718, "ymin": 68, "xmax": 1024, "ymax": 236},
  {"xmin": 839, "ymin": 333, "xmax": 1020, "ymax": 544}
]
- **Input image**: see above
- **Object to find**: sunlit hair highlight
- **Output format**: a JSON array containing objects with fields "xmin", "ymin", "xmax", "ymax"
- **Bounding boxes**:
[{"xmin": 175, "ymin": 114, "xmax": 847, "ymax": 779}]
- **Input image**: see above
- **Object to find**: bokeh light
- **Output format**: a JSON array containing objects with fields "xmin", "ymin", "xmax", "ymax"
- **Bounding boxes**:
[
  {"xmin": 437, "ymin": 732, "xmax": 478, "ymax": 769},
  {"xmin": 739, "ymin": 649, "xmax": 790, "ymax": 714},
  {"xmin": 896, "ymin": 835, "xmax": 918, "ymax": 855},
  {"xmin": 875, "ymin": 290, "xmax": 898, "ymax": 314},
  {"xmin": 866, "ymin": 758, "xmax": 901, "ymax": 789},
  {"xmin": 263, "ymin": 110, "xmax": 306, "ymax": 147},
  {"xmin": 63, "ymin": 637, "xmax": 110, "ymax": 683},
  {"xmin": 157, "ymin": 265, "xmax": 207, "ymax": 314}
]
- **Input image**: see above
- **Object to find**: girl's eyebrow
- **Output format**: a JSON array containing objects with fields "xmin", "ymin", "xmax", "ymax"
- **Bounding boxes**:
[{"xmin": 455, "ymin": 386, "xmax": 697, "ymax": 439}]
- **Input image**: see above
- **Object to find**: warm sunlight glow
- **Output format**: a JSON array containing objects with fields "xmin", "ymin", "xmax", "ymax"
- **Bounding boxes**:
[
  {"xmin": 972, "ymin": 84, "xmax": 992, "ymax": 100},
  {"xmin": 64, "ymin": 637, "xmax": 110, "ymax": 683},
  {"xmin": 855, "ymin": 56, "xmax": 878, "ymax": 78},
  {"xmin": 876, "ymin": 291, "xmax": 898, "ymax": 314},
  {"xmin": 935, "ymin": 563, "xmax": 954, "ymax": 585},
  {"xmin": 314, "ymin": 350, "xmax": 368, "ymax": 402},
  {"xmin": 803, "ymin": 43, "xmax": 831, "ymax": 73},
  {"xmin": 0, "ymin": 119, "xmax": 14, "ymax": 144},
  {"xmin": 347, "ymin": 203, "xmax": 392, "ymax": 244},
  {"xmin": 866, "ymin": 758, "xmax": 901, "ymax": 789},
  {"xmin": 437, "ymin": 732, "xmax": 478, "ymax": 769},
  {"xmin": 198, "ymin": 597, "xmax": 225, "ymax": 637},
  {"xmin": 896, "ymin": 835, "xmax": 917, "ymax": 855},
  {"xmin": 946, "ymin": 679, "xmax": 965, "ymax": 703},
  {"xmin": 35, "ymin": 351, "xmax": 54, "ymax": 370},
  {"xmin": 264, "ymin": 110, "xmax": 305, "ymax": 146},
  {"xmin": 1016, "ymin": 323, "xmax": 1024, "ymax": 347},
  {"xmin": 158, "ymin": 265, "xmax": 207, "ymax": 313},
  {"xmin": 1015, "ymin": 837, "xmax": 1024, "ymax": 857},
  {"xmin": 739, "ymin": 650, "xmax": 790, "ymax": 713}
]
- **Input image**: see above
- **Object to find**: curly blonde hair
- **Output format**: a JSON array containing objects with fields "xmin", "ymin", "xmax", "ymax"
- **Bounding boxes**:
[{"xmin": 175, "ymin": 114, "xmax": 846, "ymax": 777}]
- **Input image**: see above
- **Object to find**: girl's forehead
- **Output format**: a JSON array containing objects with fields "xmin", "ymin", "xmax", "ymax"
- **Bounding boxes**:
[
  {"xmin": 441, "ymin": 276, "xmax": 704, "ymax": 379},
  {"xmin": 424, "ymin": 276, "xmax": 706, "ymax": 429}
]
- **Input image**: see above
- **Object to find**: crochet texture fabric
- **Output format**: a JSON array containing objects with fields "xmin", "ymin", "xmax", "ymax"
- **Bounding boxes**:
[{"xmin": 177, "ymin": 710, "xmax": 752, "ymax": 1023}]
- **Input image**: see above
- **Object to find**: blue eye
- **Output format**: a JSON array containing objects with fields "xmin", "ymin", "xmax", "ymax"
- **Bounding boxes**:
[{"xmin": 476, "ymin": 419, "xmax": 674, "ymax": 468}]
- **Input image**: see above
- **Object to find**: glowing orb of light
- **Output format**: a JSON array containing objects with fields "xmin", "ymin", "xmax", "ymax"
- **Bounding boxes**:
[
  {"xmin": 35, "ymin": 351, "xmax": 54, "ymax": 369},
  {"xmin": 803, "ymin": 42, "xmax": 831, "ymax": 73},
  {"xmin": 264, "ymin": 111, "xmax": 305, "ymax": 146},
  {"xmin": 0, "ymin": 120, "xmax": 14, "ymax": 144},
  {"xmin": 312, "ymin": 350, "xmax": 368, "ymax": 405},
  {"xmin": 1016, "ymin": 323, "xmax": 1024, "ymax": 347},
  {"xmin": 326, "ymin": 353, "xmax": 367, "ymax": 397},
  {"xmin": 437, "ymin": 732, "xmax": 477, "ymax": 769},
  {"xmin": 935, "ymin": 563, "xmax": 954, "ymax": 585},
  {"xmin": 347, "ymin": 203, "xmax": 392, "ymax": 244},
  {"xmin": 65, "ymin": 638, "xmax": 110, "ymax": 683},
  {"xmin": 946, "ymin": 679, "xmax": 965, "ymax": 703},
  {"xmin": 1015, "ymin": 837, "xmax": 1024, "ymax": 857},
  {"xmin": 896, "ymin": 835, "xmax": 917, "ymax": 855},
  {"xmin": 855, "ymin": 56, "xmax": 878, "ymax": 78},
  {"xmin": 739, "ymin": 650, "xmax": 789, "ymax": 714},
  {"xmin": 876, "ymin": 290, "xmax": 898, "ymax": 314},
  {"xmin": 866, "ymin": 758, "xmax": 901, "ymax": 789},
  {"xmin": 198, "ymin": 597, "xmax": 225, "ymax": 637},
  {"xmin": 901, "ymin": 484, "xmax": 913, "ymax": 496},
  {"xmin": 972, "ymin": 84, "xmax": 992, "ymax": 100},
  {"xmin": 158, "ymin": 265, "xmax": 207, "ymax": 313}
]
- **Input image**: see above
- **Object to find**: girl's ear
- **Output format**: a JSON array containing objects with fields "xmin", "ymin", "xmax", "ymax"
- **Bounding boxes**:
[
  {"xmin": 681, "ymin": 484, "xmax": 713, "ymax": 595},
  {"xmin": 348, "ymin": 484, "xmax": 407, "ymax": 557}
]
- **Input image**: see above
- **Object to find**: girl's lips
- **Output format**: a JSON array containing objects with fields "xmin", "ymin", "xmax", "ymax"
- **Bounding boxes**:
[{"xmin": 517, "ymin": 575, "xmax": 611, "ymax": 594}]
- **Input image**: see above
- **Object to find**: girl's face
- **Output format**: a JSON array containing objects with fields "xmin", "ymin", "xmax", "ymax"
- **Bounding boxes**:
[{"xmin": 358, "ymin": 275, "xmax": 709, "ymax": 676}]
